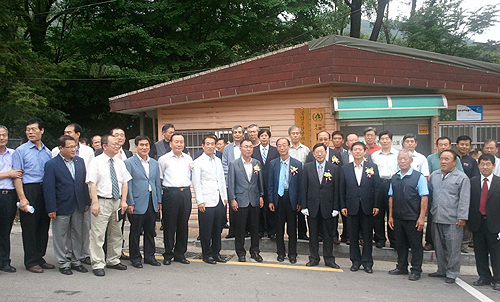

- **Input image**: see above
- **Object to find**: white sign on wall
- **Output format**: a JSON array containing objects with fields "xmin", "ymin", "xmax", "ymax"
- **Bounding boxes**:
[{"xmin": 457, "ymin": 105, "xmax": 483, "ymax": 121}]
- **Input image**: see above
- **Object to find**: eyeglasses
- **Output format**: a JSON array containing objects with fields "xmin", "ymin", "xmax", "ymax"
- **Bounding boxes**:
[{"xmin": 64, "ymin": 145, "xmax": 78, "ymax": 150}]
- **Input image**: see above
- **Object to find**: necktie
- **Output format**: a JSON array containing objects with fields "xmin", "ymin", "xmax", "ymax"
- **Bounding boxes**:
[
  {"xmin": 278, "ymin": 161, "xmax": 286, "ymax": 197},
  {"xmin": 318, "ymin": 164, "xmax": 323, "ymax": 183},
  {"xmin": 110, "ymin": 158, "xmax": 120, "ymax": 200},
  {"xmin": 479, "ymin": 178, "xmax": 488, "ymax": 215},
  {"xmin": 262, "ymin": 147, "xmax": 267, "ymax": 165}
]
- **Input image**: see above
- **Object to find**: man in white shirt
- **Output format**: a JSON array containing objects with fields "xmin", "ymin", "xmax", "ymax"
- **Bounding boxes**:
[
  {"xmin": 51, "ymin": 123, "xmax": 95, "ymax": 265},
  {"xmin": 192, "ymin": 135, "xmax": 228, "ymax": 264},
  {"xmin": 402, "ymin": 133, "xmax": 429, "ymax": 178},
  {"xmin": 86, "ymin": 135, "xmax": 132, "ymax": 277},
  {"xmin": 483, "ymin": 140, "xmax": 500, "ymax": 177},
  {"xmin": 372, "ymin": 131, "xmax": 399, "ymax": 248},
  {"xmin": 158, "ymin": 133, "xmax": 193, "ymax": 265}
]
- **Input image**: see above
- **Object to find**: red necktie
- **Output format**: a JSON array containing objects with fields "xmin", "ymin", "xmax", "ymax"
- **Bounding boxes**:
[{"xmin": 479, "ymin": 178, "xmax": 488, "ymax": 215}]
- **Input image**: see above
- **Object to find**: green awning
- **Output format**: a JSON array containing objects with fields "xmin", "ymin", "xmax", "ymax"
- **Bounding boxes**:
[{"xmin": 333, "ymin": 95, "xmax": 448, "ymax": 119}]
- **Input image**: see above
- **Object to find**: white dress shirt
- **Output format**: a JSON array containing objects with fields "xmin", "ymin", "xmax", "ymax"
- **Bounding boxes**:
[
  {"xmin": 86, "ymin": 153, "xmax": 132, "ymax": 198},
  {"xmin": 260, "ymin": 144, "xmax": 269, "ymax": 164},
  {"xmin": 158, "ymin": 151, "xmax": 193, "ymax": 187},
  {"xmin": 481, "ymin": 173, "xmax": 493, "ymax": 190},
  {"xmin": 372, "ymin": 148, "xmax": 399, "ymax": 179},
  {"xmin": 494, "ymin": 157, "xmax": 500, "ymax": 177},
  {"xmin": 233, "ymin": 144, "xmax": 241, "ymax": 162},
  {"xmin": 137, "ymin": 154, "xmax": 152, "ymax": 191},
  {"xmin": 289, "ymin": 143, "xmax": 310, "ymax": 165},
  {"xmin": 242, "ymin": 157, "xmax": 253, "ymax": 182},
  {"xmin": 354, "ymin": 161, "xmax": 364, "ymax": 186},
  {"xmin": 192, "ymin": 153, "xmax": 227, "ymax": 207},
  {"xmin": 411, "ymin": 151, "xmax": 430, "ymax": 177},
  {"xmin": 52, "ymin": 143, "xmax": 95, "ymax": 169}
]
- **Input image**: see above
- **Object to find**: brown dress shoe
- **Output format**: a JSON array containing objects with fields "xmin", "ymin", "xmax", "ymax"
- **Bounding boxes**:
[
  {"xmin": 28, "ymin": 265, "xmax": 44, "ymax": 273},
  {"xmin": 41, "ymin": 263, "xmax": 55, "ymax": 269}
]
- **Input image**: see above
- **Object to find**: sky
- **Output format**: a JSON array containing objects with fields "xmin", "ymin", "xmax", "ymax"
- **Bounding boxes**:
[{"xmin": 389, "ymin": 0, "xmax": 499, "ymax": 43}]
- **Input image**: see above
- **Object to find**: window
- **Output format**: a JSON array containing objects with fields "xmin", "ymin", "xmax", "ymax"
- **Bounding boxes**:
[{"xmin": 439, "ymin": 123, "xmax": 500, "ymax": 154}]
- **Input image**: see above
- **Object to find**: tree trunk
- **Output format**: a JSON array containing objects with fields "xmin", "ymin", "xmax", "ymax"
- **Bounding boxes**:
[
  {"xmin": 369, "ymin": 0, "xmax": 389, "ymax": 41},
  {"xmin": 350, "ymin": 0, "xmax": 363, "ymax": 38},
  {"xmin": 411, "ymin": 0, "xmax": 417, "ymax": 17}
]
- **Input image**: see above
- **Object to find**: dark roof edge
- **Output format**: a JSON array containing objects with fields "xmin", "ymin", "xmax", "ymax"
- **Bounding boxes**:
[{"xmin": 309, "ymin": 35, "xmax": 500, "ymax": 75}]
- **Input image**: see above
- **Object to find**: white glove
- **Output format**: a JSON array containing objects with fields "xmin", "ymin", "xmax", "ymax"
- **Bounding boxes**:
[
  {"xmin": 331, "ymin": 210, "xmax": 339, "ymax": 217},
  {"xmin": 301, "ymin": 208, "xmax": 309, "ymax": 216}
]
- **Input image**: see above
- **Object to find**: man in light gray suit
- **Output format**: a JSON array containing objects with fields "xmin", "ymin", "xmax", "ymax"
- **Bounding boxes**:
[
  {"xmin": 222, "ymin": 125, "xmax": 245, "ymax": 238},
  {"xmin": 124, "ymin": 136, "xmax": 162, "ymax": 268},
  {"xmin": 228, "ymin": 139, "xmax": 264, "ymax": 262}
]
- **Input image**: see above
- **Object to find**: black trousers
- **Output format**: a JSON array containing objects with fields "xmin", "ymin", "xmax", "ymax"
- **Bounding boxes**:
[
  {"xmin": 298, "ymin": 211, "xmax": 307, "ymax": 238},
  {"xmin": 198, "ymin": 199, "xmax": 224, "ymax": 258},
  {"xmin": 374, "ymin": 180, "xmax": 395, "ymax": 245},
  {"xmin": 340, "ymin": 214, "xmax": 349, "ymax": 242},
  {"xmin": 234, "ymin": 204, "xmax": 260, "ymax": 257},
  {"xmin": 162, "ymin": 187, "xmax": 191, "ymax": 260},
  {"xmin": 128, "ymin": 195, "xmax": 157, "ymax": 264},
  {"xmin": 349, "ymin": 212, "xmax": 374, "ymax": 268},
  {"xmin": 425, "ymin": 193, "xmax": 434, "ymax": 246},
  {"xmin": 275, "ymin": 192, "xmax": 297, "ymax": 257},
  {"xmin": 259, "ymin": 192, "xmax": 276, "ymax": 236},
  {"xmin": 0, "ymin": 190, "xmax": 17, "ymax": 268},
  {"xmin": 394, "ymin": 218, "xmax": 423, "ymax": 274},
  {"xmin": 473, "ymin": 217, "xmax": 500, "ymax": 284},
  {"xmin": 308, "ymin": 206, "xmax": 335, "ymax": 264},
  {"xmin": 20, "ymin": 183, "xmax": 50, "ymax": 268}
]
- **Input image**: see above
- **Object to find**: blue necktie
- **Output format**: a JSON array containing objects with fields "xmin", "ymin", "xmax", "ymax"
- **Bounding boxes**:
[
  {"xmin": 262, "ymin": 147, "xmax": 267, "ymax": 164},
  {"xmin": 110, "ymin": 158, "xmax": 120, "ymax": 200},
  {"xmin": 278, "ymin": 161, "xmax": 286, "ymax": 197}
]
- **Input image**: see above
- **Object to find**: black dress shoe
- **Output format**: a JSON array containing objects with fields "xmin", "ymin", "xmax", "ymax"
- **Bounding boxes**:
[
  {"xmin": 71, "ymin": 265, "xmax": 88, "ymax": 273},
  {"xmin": 163, "ymin": 259, "xmax": 172, "ymax": 265},
  {"xmin": 375, "ymin": 242, "xmax": 384, "ymax": 249},
  {"xmin": 120, "ymin": 253, "xmax": 130, "ymax": 260},
  {"xmin": 197, "ymin": 236, "xmax": 200, "ymax": 240},
  {"xmin": 388, "ymin": 268, "xmax": 409, "ymax": 275},
  {"xmin": 214, "ymin": 255, "xmax": 227, "ymax": 263},
  {"xmin": 493, "ymin": 283, "xmax": 500, "ymax": 291},
  {"xmin": 289, "ymin": 256, "xmax": 297, "ymax": 264},
  {"xmin": 306, "ymin": 260, "xmax": 319, "ymax": 267},
  {"xmin": 364, "ymin": 267, "xmax": 373, "ymax": 274},
  {"xmin": 203, "ymin": 257, "xmax": 217, "ymax": 265},
  {"xmin": 277, "ymin": 255, "xmax": 285, "ymax": 262},
  {"xmin": 59, "ymin": 267, "xmax": 73, "ymax": 275},
  {"xmin": 428, "ymin": 272, "xmax": 446, "ymax": 278},
  {"xmin": 269, "ymin": 234, "xmax": 276, "ymax": 240},
  {"xmin": 408, "ymin": 273, "xmax": 421, "ymax": 281},
  {"xmin": 251, "ymin": 252, "xmax": 263, "ymax": 262},
  {"xmin": 144, "ymin": 259, "xmax": 161, "ymax": 266},
  {"xmin": 326, "ymin": 262, "xmax": 340, "ymax": 269},
  {"xmin": 333, "ymin": 239, "xmax": 341, "ymax": 245},
  {"xmin": 245, "ymin": 232, "xmax": 251, "ymax": 238},
  {"xmin": 106, "ymin": 263, "xmax": 127, "ymax": 270},
  {"xmin": 238, "ymin": 255, "xmax": 246, "ymax": 262},
  {"xmin": 225, "ymin": 233, "xmax": 235, "ymax": 239},
  {"xmin": 81, "ymin": 257, "xmax": 91, "ymax": 265},
  {"xmin": 298, "ymin": 235, "xmax": 309, "ymax": 240},
  {"xmin": 41, "ymin": 263, "xmax": 55, "ymax": 269},
  {"xmin": 174, "ymin": 258, "xmax": 190, "ymax": 264},
  {"xmin": 445, "ymin": 277, "xmax": 455, "ymax": 284},
  {"xmin": 473, "ymin": 279, "xmax": 491, "ymax": 286},
  {"xmin": 259, "ymin": 232, "xmax": 265, "ymax": 238},
  {"xmin": 93, "ymin": 268, "xmax": 105, "ymax": 277},
  {"xmin": 132, "ymin": 262, "xmax": 143, "ymax": 268},
  {"xmin": 350, "ymin": 265, "xmax": 359, "ymax": 272},
  {"xmin": 1, "ymin": 264, "xmax": 16, "ymax": 273},
  {"xmin": 424, "ymin": 243, "xmax": 434, "ymax": 251}
]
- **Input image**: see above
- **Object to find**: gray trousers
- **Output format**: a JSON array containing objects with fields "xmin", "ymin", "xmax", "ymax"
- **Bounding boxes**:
[
  {"xmin": 65, "ymin": 210, "xmax": 91, "ymax": 259},
  {"xmin": 52, "ymin": 209, "xmax": 85, "ymax": 268},
  {"xmin": 432, "ymin": 222, "xmax": 464, "ymax": 279}
]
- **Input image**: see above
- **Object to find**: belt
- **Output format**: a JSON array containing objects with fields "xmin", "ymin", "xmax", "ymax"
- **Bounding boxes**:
[
  {"xmin": 165, "ymin": 187, "xmax": 190, "ymax": 192},
  {"xmin": 481, "ymin": 215, "xmax": 487, "ymax": 220},
  {"xmin": 381, "ymin": 178, "xmax": 391, "ymax": 182},
  {"xmin": 98, "ymin": 196, "xmax": 117, "ymax": 200},
  {"xmin": 1, "ymin": 189, "xmax": 16, "ymax": 195}
]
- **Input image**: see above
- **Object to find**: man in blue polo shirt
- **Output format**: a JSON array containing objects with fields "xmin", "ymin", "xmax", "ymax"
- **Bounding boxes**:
[{"xmin": 12, "ymin": 118, "xmax": 54, "ymax": 273}]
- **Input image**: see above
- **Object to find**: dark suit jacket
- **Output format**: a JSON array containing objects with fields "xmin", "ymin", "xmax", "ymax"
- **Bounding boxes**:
[
  {"xmin": 268, "ymin": 157, "xmax": 302, "ymax": 210},
  {"xmin": 340, "ymin": 151, "xmax": 372, "ymax": 166},
  {"xmin": 301, "ymin": 161, "xmax": 340, "ymax": 219},
  {"xmin": 43, "ymin": 155, "xmax": 90, "ymax": 215},
  {"xmin": 95, "ymin": 148, "xmax": 133, "ymax": 158},
  {"xmin": 468, "ymin": 175, "xmax": 500, "ymax": 233},
  {"xmin": 227, "ymin": 158, "xmax": 264, "ymax": 207},
  {"xmin": 340, "ymin": 161, "xmax": 380, "ymax": 216},
  {"xmin": 306, "ymin": 147, "xmax": 343, "ymax": 167},
  {"xmin": 252, "ymin": 145, "xmax": 279, "ymax": 196}
]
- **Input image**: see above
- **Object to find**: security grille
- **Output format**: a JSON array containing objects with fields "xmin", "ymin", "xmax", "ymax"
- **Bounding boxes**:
[
  {"xmin": 175, "ymin": 129, "xmax": 233, "ymax": 156},
  {"xmin": 439, "ymin": 123, "xmax": 500, "ymax": 154}
]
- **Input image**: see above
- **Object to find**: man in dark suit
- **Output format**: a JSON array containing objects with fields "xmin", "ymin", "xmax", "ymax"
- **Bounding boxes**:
[
  {"xmin": 468, "ymin": 154, "xmax": 500, "ymax": 290},
  {"xmin": 340, "ymin": 133, "xmax": 372, "ymax": 165},
  {"xmin": 43, "ymin": 135, "xmax": 90, "ymax": 275},
  {"xmin": 124, "ymin": 136, "xmax": 162, "ymax": 268},
  {"xmin": 227, "ymin": 139, "xmax": 264, "ymax": 262},
  {"xmin": 268, "ymin": 138, "xmax": 302, "ymax": 264},
  {"xmin": 305, "ymin": 131, "xmax": 343, "ymax": 245},
  {"xmin": 301, "ymin": 143, "xmax": 341, "ymax": 269},
  {"xmin": 341, "ymin": 141, "xmax": 380, "ymax": 273},
  {"xmin": 252, "ymin": 129, "xmax": 279, "ymax": 239}
]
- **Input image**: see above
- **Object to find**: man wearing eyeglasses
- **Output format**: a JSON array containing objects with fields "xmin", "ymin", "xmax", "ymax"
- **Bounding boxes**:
[
  {"xmin": 482, "ymin": 140, "xmax": 500, "ymax": 177},
  {"xmin": 44, "ymin": 135, "xmax": 90, "ymax": 275}
]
